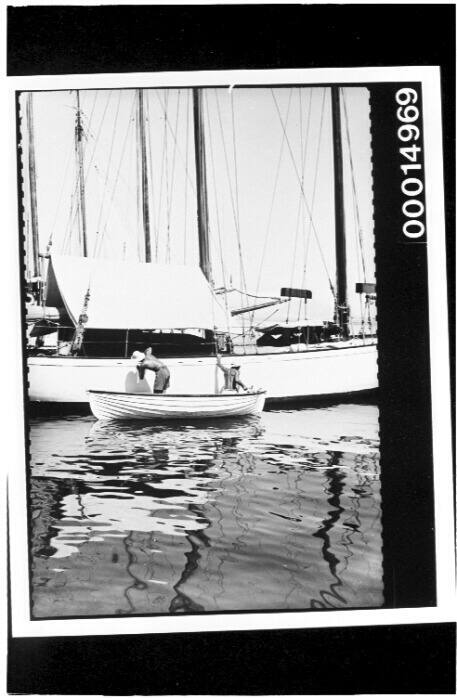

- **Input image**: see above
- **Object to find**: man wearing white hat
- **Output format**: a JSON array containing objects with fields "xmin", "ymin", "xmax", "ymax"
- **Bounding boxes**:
[
  {"xmin": 133, "ymin": 348, "xmax": 170, "ymax": 393},
  {"xmin": 216, "ymin": 354, "xmax": 247, "ymax": 392}
]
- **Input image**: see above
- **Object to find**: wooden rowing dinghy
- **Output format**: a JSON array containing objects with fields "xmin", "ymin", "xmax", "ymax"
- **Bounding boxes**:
[{"xmin": 87, "ymin": 389, "xmax": 267, "ymax": 421}]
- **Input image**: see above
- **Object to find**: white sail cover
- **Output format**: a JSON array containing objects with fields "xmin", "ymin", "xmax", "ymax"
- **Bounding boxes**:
[{"xmin": 46, "ymin": 255, "xmax": 228, "ymax": 331}]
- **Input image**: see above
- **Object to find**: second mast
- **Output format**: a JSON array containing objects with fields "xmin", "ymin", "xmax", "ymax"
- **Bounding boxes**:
[
  {"xmin": 193, "ymin": 89, "xmax": 212, "ymax": 284},
  {"xmin": 331, "ymin": 86, "xmax": 349, "ymax": 337}
]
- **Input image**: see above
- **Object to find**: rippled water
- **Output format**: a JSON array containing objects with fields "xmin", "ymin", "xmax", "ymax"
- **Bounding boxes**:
[{"xmin": 29, "ymin": 402, "xmax": 383, "ymax": 618}]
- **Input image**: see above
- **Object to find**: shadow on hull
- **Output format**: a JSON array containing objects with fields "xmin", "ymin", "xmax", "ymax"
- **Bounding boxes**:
[{"xmin": 264, "ymin": 388, "xmax": 378, "ymax": 410}]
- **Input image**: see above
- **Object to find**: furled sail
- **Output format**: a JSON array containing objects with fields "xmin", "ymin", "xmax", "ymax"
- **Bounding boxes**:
[{"xmin": 45, "ymin": 255, "xmax": 229, "ymax": 331}]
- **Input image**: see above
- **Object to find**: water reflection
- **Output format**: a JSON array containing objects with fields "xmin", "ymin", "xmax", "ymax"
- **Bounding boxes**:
[{"xmin": 29, "ymin": 404, "xmax": 383, "ymax": 617}]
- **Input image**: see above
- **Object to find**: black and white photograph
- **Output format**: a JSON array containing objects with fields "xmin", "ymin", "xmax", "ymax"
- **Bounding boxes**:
[
  {"xmin": 9, "ymin": 66, "xmax": 453, "ymax": 630},
  {"xmin": 4, "ymin": 3, "xmax": 455, "ymax": 695},
  {"xmin": 21, "ymin": 81, "xmax": 381, "ymax": 619}
]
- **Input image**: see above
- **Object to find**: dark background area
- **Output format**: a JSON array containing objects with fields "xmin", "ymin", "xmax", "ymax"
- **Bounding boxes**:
[
  {"xmin": 370, "ymin": 84, "xmax": 436, "ymax": 608},
  {"xmin": 8, "ymin": 624, "xmax": 456, "ymax": 695},
  {"xmin": 7, "ymin": 3, "xmax": 455, "ymax": 695}
]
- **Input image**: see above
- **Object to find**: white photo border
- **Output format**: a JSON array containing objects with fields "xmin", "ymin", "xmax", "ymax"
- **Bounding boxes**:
[{"xmin": 4, "ymin": 65, "xmax": 454, "ymax": 638}]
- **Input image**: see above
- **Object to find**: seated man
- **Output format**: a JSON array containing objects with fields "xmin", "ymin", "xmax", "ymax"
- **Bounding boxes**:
[
  {"xmin": 216, "ymin": 354, "xmax": 248, "ymax": 392},
  {"xmin": 136, "ymin": 348, "xmax": 170, "ymax": 393}
]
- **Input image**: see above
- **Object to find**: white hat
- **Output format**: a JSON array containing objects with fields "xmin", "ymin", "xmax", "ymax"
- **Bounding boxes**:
[{"xmin": 131, "ymin": 351, "xmax": 145, "ymax": 361}]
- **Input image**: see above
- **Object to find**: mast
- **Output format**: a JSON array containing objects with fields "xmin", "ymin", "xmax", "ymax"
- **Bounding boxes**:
[
  {"xmin": 331, "ymin": 86, "xmax": 349, "ymax": 337},
  {"xmin": 137, "ymin": 89, "xmax": 152, "ymax": 262},
  {"xmin": 192, "ymin": 89, "xmax": 212, "ymax": 283},
  {"xmin": 26, "ymin": 93, "xmax": 40, "ymax": 278},
  {"xmin": 75, "ymin": 90, "xmax": 88, "ymax": 257}
]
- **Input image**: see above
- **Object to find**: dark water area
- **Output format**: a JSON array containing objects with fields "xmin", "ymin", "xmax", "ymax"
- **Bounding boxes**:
[{"xmin": 28, "ymin": 403, "xmax": 383, "ymax": 618}]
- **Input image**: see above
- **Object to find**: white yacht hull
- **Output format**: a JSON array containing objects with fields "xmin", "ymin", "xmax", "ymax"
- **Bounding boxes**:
[
  {"xmin": 88, "ymin": 389, "xmax": 266, "ymax": 421},
  {"xmin": 28, "ymin": 340, "xmax": 377, "ymax": 404}
]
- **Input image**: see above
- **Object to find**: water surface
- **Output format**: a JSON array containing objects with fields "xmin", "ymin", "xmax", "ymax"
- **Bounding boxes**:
[{"xmin": 29, "ymin": 402, "xmax": 383, "ymax": 617}]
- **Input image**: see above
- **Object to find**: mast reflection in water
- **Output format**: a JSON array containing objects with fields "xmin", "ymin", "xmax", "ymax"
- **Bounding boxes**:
[{"xmin": 29, "ymin": 403, "xmax": 383, "ymax": 617}]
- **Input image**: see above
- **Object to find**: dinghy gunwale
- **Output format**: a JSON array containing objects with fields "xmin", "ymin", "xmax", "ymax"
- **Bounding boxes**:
[{"xmin": 87, "ymin": 389, "xmax": 267, "ymax": 398}]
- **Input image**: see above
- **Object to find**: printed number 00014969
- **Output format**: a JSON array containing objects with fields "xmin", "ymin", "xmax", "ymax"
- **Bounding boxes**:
[{"xmin": 396, "ymin": 87, "xmax": 426, "ymax": 240}]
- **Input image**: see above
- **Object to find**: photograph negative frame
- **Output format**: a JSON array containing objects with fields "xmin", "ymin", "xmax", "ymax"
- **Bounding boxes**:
[
  {"xmin": 3, "ymin": 5, "xmax": 455, "ymax": 696},
  {"xmin": 5, "ymin": 64, "xmax": 454, "ymax": 640}
]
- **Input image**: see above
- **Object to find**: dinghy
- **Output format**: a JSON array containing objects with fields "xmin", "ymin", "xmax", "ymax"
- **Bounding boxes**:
[{"xmin": 87, "ymin": 389, "xmax": 266, "ymax": 421}]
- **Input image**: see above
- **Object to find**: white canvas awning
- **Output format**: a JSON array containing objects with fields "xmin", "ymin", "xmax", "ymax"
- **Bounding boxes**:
[{"xmin": 45, "ymin": 255, "xmax": 229, "ymax": 331}]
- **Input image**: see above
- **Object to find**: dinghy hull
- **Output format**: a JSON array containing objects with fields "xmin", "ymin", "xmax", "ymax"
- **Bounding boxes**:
[{"xmin": 88, "ymin": 389, "xmax": 267, "ymax": 421}]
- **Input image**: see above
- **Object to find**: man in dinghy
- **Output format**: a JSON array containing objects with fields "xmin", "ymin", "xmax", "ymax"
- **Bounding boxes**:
[
  {"xmin": 216, "ymin": 354, "xmax": 248, "ymax": 393},
  {"xmin": 134, "ymin": 348, "xmax": 170, "ymax": 393}
]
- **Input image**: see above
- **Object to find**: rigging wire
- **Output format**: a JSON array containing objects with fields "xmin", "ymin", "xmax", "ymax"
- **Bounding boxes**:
[
  {"xmin": 230, "ymin": 90, "xmax": 242, "ymax": 253},
  {"xmin": 90, "ymin": 93, "xmax": 136, "ymax": 258},
  {"xmin": 341, "ymin": 88, "xmax": 367, "ymax": 282},
  {"xmin": 253, "ymin": 303, "xmax": 289, "ymax": 329},
  {"xmin": 93, "ymin": 90, "xmax": 121, "ymax": 255},
  {"xmin": 85, "ymin": 89, "xmax": 99, "ymax": 139},
  {"xmin": 76, "ymin": 189, "xmax": 81, "ymax": 252},
  {"xmin": 255, "ymin": 88, "xmax": 293, "ymax": 295},
  {"xmin": 183, "ymin": 89, "xmax": 190, "ymax": 264},
  {"xmin": 297, "ymin": 87, "xmax": 314, "ymax": 323},
  {"xmin": 93, "ymin": 93, "xmax": 137, "ymax": 258},
  {"xmin": 128, "ymin": 96, "xmax": 141, "ymax": 262},
  {"xmin": 218, "ymin": 287, "xmax": 282, "ymax": 301},
  {"xmin": 205, "ymin": 91, "xmax": 229, "ymax": 314},
  {"xmin": 287, "ymin": 88, "xmax": 311, "ymax": 324},
  {"xmin": 61, "ymin": 188, "xmax": 77, "ymax": 254},
  {"xmin": 61, "ymin": 101, "xmax": 83, "ymax": 252},
  {"xmin": 135, "ymin": 91, "xmax": 143, "ymax": 260},
  {"xmin": 349, "ymin": 152, "xmax": 365, "ymax": 332},
  {"xmin": 271, "ymin": 87, "xmax": 335, "ymax": 298},
  {"xmin": 166, "ymin": 90, "xmax": 181, "ymax": 263},
  {"xmin": 352, "ymin": 183, "xmax": 362, "ymax": 282},
  {"xmin": 145, "ymin": 90, "xmax": 159, "ymax": 261},
  {"xmin": 47, "ymin": 138, "xmax": 74, "ymax": 254},
  {"xmin": 341, "ymin": 88, "xmax": 373, "ymax": 335},
  {"xmin": 46, "ymin": 94, "xmax": 76, "ymax": 253},
  {"xmin": 156, "ymin": 90, "xmax": 196, "ymax": 195},
  {"xmin": 287, "ymin": 196, "xmax": 304, "ymax": 324},
  {"xmin": 122, "ymin": 99, "xmax": 137, "ymax": 261},
  {"xmin": 62, "ymin": 90, "xmax": 110, "ymax": 255},
  {"xmin": 91, "ymin": 102, "xmax": 138, "ymax": 258},
  {"xmin": 224, "ymin": 89, "xmax": 253, "ymax": 339},
  {"xmin": 301, "ymin": 88, "xmax": 327, "ymax": 297},
  {"xmin": 74, "ymin": 90, "xmax": 99, "ymax": 250},
  {"xmin": 214, "ymin": 89, "xmax": 248, "ymax": 300},
  {"xmin": 163, "ymin": 90, "xmax": 170, "ymax": 263},
  {"xmin": 155, "ymin": 90, "xmax": 168, "ymax": 261}
]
